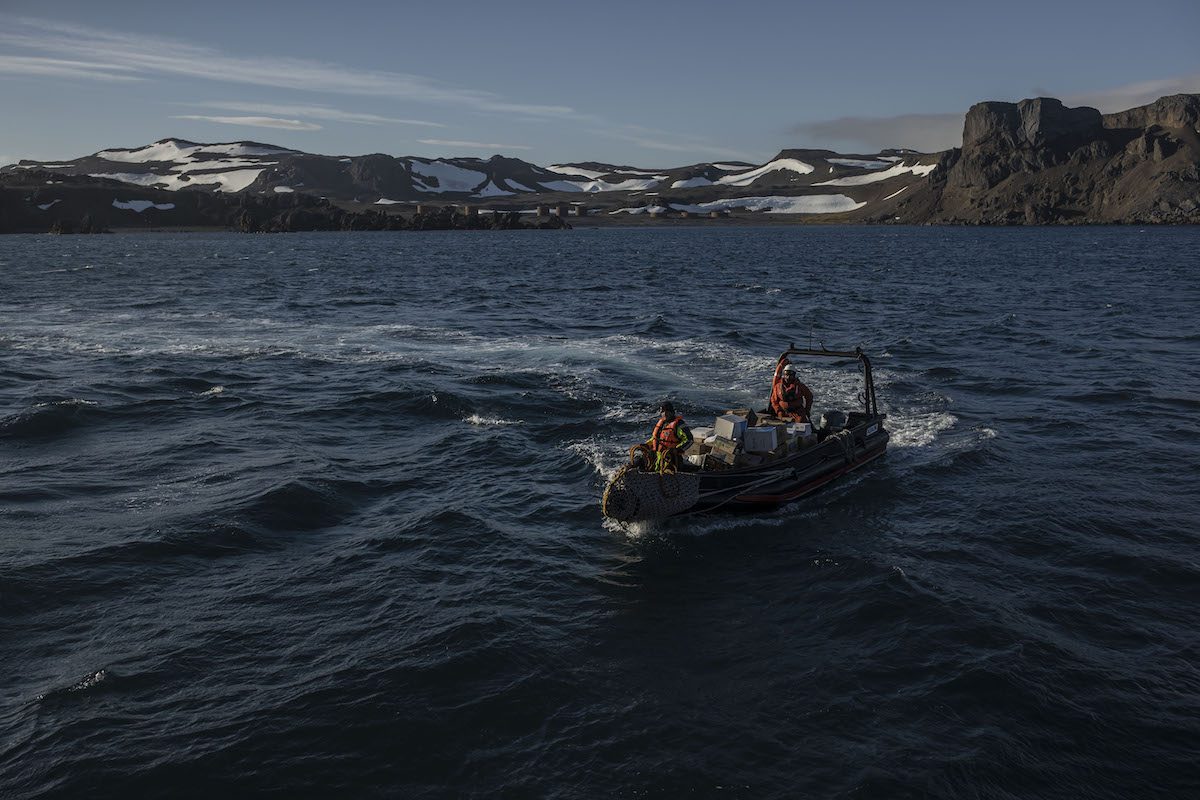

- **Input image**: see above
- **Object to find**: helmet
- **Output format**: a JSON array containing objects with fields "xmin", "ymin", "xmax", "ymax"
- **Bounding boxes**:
[{"xmin": 782, "ymin": 364, "xmax": 796, "ymax": 375}]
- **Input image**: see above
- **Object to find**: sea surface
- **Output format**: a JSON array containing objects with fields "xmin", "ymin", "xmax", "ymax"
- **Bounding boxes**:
[{"xmin": 1, "ymin": 227, "xmax": 1197, "ymax": 799}]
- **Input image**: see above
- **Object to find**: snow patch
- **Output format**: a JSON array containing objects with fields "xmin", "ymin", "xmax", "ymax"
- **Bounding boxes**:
[
  {"xmin": 273, "ymin": 186, "xmax": 294, "ymax": 193},
  {"xmin": 545, "ymin": 164, "xmax": 610, "ymax": 179},
  {"xmin": 97, "ymin": 140, "xmax": 287, "ymax": 165},
  {"xmin": 91, "ymin": 167, "xmax": 266, "ymax": 193},
  {"xmin": 715, "ymin": 158, "xmax": 815, "ymax": 187},
  {"xmin": 882, "ymin": 186, "xmax": 908, "ymax": 201},
  {"xmin": 814, "ymin": 161, "xmax": 936, "ymax": 187},
  {"xmin": 504, "ymin": 178, "xmax": 535, "ymax": 192},
  {"xmin": 375, "ymin": 198, "xmax": 403, "ymax": 205},
  {"xmin": 37, "ymin": 199, "xmax": 61, "ymax": 210},
  {"xmin": 671, "ymin": 177, "xmax": 713, "ymax": 189},
  {"xmin": 112, "ymin": 199, "xmax": 176, "ymax": 212},
  {"xmin": 609, "ymin": 205, "xmax": 668, "ymax": 215},
  {"xmin": 410, "ymin": 159, "xmax": 486, "ymax": 192},
  {"xmin": 671, "ymin": 194, "xmax": 865, "ymax": 214},
  {"xmin": 539, "ymin": 177, "xmax": 659, "ymax": 193}
]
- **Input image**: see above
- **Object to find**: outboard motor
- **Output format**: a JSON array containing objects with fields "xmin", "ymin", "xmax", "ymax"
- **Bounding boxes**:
[{"xmin": 819, "ymin": 410, "xmax": 847, "ymax": 431}]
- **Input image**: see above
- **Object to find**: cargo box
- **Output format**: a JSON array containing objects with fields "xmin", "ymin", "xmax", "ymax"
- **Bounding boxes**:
[
  {"xmin": 704, "ymin": 454, "xmax": 730, "ymax": 470},
  {"xmin": 738, "ymin": 452, "xmax": 765, "ymax": 467},
  {"xmin": 709, "ymin": 436, "xmax": 739, "ymax": 457},
  {"xmin": 761, "ymin": 420, "xmax": 789, "ymax": 441},
  {"xmin": 713, "ymin": 414, "xmax": 747, "ymax": 441},
  {"xmin": 742, "ymin": 426, "xmax": 779, "ymax": 453},
  {"xmin": 691, "ymin": 426, "xmax": 714, "ymax": 441},
  {"xmin": 725, "ymin": 408, "xmax": 758, "ymax": 428},
  {"xmin": 709, "ymin": 448, "xmax": 738, "ymax": 466},
  {"xmin": 787, "ymin": 422, "xmax": 814, "ymax": 438}
]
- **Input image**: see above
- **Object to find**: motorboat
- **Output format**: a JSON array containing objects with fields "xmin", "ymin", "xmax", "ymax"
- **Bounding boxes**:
[{"xmin": 601, "ymin": 345, "xmax": 889, "ymax": 522}]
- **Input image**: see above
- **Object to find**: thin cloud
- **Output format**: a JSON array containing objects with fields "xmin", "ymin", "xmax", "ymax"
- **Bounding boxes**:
[
  {"xmin": 0, "ymin": 54, "xmax": 142, "ymax": 82},
  {"xmin": 792, "ymin": 73, "xmax": 1200, "ymax": 154},
  {"xmin": 1055, "ymin": 74, "xmax": 1200, "ymax": 113},
  {"xmin": 0, "ymin": 17, "xmax": 575, "ymax": 117},
  {"xmin": 173, "ymin": 115, "xmax": 322, "ymax": 131},
  {"xmin": 790, "ymin": 113, "xmax": 964, "ymax": 153},
  {"xmin": 186, "ymin": 101, "xmax": 446, "ymax": 127},
  {"xmin": 418, "ymin": 138, "xmax": 532, "ymax": 151}
]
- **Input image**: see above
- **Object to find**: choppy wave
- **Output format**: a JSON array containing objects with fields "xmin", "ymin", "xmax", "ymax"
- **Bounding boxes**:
[{"xmin": 1, "ymin": 228, "xmax": 1197, "ymax": 799}]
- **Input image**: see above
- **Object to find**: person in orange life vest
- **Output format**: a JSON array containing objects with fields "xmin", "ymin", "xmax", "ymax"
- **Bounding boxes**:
[
  {"xmin": 645, "ymin": 401, "xmax": 694, "ymax": 470},
  {"xmin": 770, "ymin": 360, "xmax": 813, "ymax": 423}
]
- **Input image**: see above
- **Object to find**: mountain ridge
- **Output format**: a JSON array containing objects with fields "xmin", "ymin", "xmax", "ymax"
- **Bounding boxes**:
[{"xmin": 2, "ymin": 93, "xmax": 1198, "ymax": 231}]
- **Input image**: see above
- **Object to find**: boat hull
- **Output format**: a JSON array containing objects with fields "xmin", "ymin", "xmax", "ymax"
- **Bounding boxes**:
[{"xmin": 602, "ymin": 415, "xmax": 888, "ymax": 522}]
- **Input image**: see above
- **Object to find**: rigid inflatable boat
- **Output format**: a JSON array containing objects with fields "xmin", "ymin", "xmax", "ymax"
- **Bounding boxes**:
[{"xmin": 601, "ymin": 346, "xmax": 888, "ymax": 522}]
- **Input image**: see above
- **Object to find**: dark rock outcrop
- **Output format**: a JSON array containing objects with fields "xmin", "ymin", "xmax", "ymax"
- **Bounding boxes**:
[
  {"xmin": 909, "ymin": 93, "xmax": 1200, "ymax": 224},
  {"xmin": 1102, "ymin": 93, "xmax": 1200, "ymax": 131}
]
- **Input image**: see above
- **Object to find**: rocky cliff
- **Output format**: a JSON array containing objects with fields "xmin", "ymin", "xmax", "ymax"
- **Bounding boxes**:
[{"xmin": 900, "ymin": 94, "xmax": 1200, "ymax": 224}]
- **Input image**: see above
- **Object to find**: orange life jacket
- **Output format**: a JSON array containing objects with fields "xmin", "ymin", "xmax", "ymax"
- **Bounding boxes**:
[
  {"xmin": 771, "ymin": 374, "xmax": 811, "ymax": 421},
  {"xmin": 651, "ymin": 415, "xmax": 685, "ymax": 451}
]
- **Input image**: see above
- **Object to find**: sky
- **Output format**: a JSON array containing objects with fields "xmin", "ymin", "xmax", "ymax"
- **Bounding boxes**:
[{"xmin": 1, "ymin": 0, "xmax": 1198, "ymax": 168}]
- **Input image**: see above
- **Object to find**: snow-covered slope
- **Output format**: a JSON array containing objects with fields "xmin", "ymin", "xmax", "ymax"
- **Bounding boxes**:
[{"xmin": 1, "ymin": 138, "xmax": 942, "ymax": 217}]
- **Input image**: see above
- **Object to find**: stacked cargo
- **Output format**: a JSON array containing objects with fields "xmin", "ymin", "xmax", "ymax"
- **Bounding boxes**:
[{"xmin": 690, "ymin": 408, "xmax": 820, "ymax": 471}]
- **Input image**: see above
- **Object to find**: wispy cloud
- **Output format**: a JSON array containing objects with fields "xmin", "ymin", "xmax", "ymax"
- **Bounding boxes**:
[
  {"xmin": 0, "ymin": 17, "xmax": 575, "ymax": 117},
  {"xmin": 185, "ymin": 101, "xmax": 446, "ymax": 127},
  {"xmin": 792, "ymin": 73, "xmax": 1200, "ymax": 154},
  {"xmin": 417, "ymin": 138, "xmax": 532, "ymax": 151},
  {"xmin": 1053, "ymin": 74, "xmax": 1200, "ymax": 113},
  {"xmin": 791, "ymin": 113, "xmax": 964, "ymax": 153},
  {"xmin": 173, "ymin": 114, "xmax": 322, "ymax": 131},
  {"xmin": 0, "ymin": 54, "xmax": 142, "ymax": 82}
]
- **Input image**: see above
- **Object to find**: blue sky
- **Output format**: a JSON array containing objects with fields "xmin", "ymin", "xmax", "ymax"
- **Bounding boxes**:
[{"xmin": 1, "ymin": 0, "xmax": 1197, "ymax": 167}]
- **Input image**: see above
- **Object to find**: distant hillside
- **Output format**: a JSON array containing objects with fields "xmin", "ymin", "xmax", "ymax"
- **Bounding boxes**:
[{"xmin": 2, "ymin": 93, "xmax": 1197, "ymax": 232}]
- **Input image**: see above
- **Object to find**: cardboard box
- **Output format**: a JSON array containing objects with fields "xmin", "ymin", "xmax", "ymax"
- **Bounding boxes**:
[
  {"xmin": 684, "ymin": 440, "xmax": 710, "ymax": 459},
  {"xmin": 725, "ymin": 408, "xmax": 758, "ymax": 428},
  {"xmin": 691, "ymin": 426, "xmax": 714, "ymax": 441},
  {"xmin": 713, "ymin": 414, "xmax": 747, "ymax": 441},
  {"xmin": 686, "ymin": 453, "xmax": 707, "ymax": 467},
  {"xmin": 743, "ymin": 426, "xmax": 779, "ymax": 453},
  {"xmin": 708, "ymin": 448, "xmax": 738, "ymax": 466},
  {"xmin": 704, "ymin": 454, "xmax": 730, "ymax": 470},
  {"xmin": 709, "ymin": 436, "xmax": 739, "ymax": 457}
]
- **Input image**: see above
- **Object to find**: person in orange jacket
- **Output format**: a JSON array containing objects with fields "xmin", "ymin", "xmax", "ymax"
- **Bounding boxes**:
[
  {"xmin": 645, "ymin": 401, "xmax": 694, "ymax": 471},
  {"xmin": 770, "ymin": 359, "xmax": 813, "ymax": 423}
]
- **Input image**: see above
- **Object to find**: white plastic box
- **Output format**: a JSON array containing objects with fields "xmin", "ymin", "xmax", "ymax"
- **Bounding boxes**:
[
  {"xmin": 713, "ymin": 414, "xmax": 747, "ymax": 441},
  {"xmin": 786, "ymin": 422, "xmax": 813, "ymax": 438},
  {"xmin": 742, "ymin": 426, "xmax": 779, "ymax": 453}
]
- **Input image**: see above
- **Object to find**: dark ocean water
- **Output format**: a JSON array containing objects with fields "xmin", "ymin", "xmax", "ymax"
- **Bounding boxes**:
[{"xmin": 1, "ymin": 226, "xmax": 1198, "ymax": 799}]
